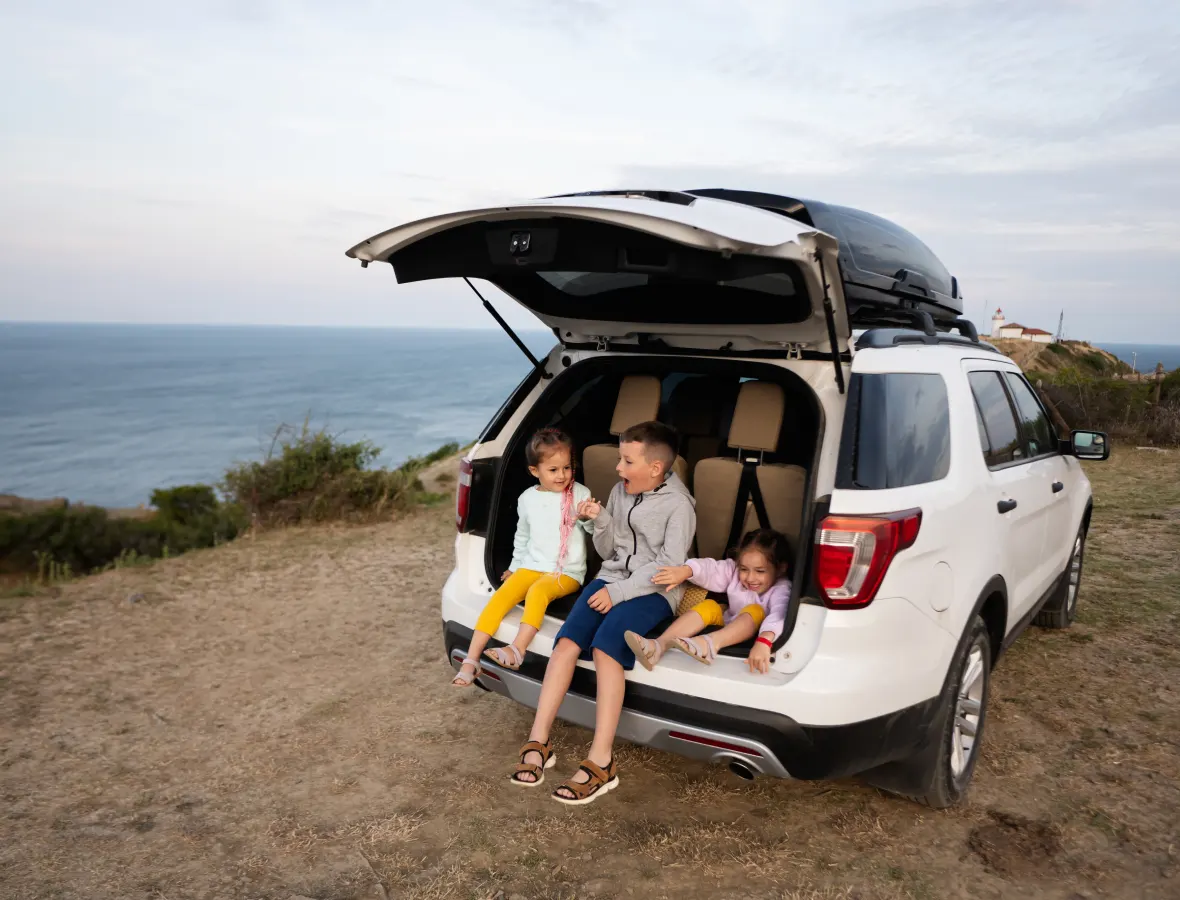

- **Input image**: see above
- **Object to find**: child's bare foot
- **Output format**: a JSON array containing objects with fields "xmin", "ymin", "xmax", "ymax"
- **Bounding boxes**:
[
  {"xmin": 624, "ymin": 631, "xmax": 664, "ymax": 671},
  {"xmin": 451, "ymin": 658, "xmax": 481, "ymax": 687}
]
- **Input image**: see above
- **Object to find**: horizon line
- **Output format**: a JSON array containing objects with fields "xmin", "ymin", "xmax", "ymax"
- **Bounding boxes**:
[{"xmin": 0, "ymin": 320, "xmax": 1176, "ymax": 347}]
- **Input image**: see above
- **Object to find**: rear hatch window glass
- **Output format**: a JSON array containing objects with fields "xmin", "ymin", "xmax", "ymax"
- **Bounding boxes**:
[{"xmin": 837, "ymin": 373, "xmax": 951, "ymax": 489}]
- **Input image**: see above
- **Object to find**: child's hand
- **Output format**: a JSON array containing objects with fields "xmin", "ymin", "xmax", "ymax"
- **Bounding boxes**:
[
  {"xmin": 587, "ymin": 587, "xmax": 613, "ymax": 613},
  {"xmin": 652, "ymin": 565, "xmax": 693, "ymax": 592},
  {"xmin": 501, "ymin": 570, "xmax": 513, "ymax": 583},
  {"xmin": 577, "ymin": 498, "xmax": 602, "ymax": 520},
  {"xmin": 747, "ymin": 640, "xmax": 772, "ymax": 675}
]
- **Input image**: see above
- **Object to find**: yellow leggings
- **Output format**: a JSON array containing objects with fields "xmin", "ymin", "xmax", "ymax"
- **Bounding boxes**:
[
  {"xmin": 691, "ymin": 598, "xmax": 766, "ymax": 630},
  {"xmin": 475, "ymin": 569, "xmax": 581, "ymax": 635}
]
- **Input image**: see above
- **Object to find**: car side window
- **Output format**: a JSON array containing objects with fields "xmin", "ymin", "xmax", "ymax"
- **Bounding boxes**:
[
  {"xmin": 968, "ymin": 371, "xmax": 1024, "ymax": 468},
  {"xmin": 1003, "ymin": 373, "xmax": 1058, "ymax": 458},
  {"xmin": 973, "ymin": 401, "xmax": 990, "ymax": 455}
]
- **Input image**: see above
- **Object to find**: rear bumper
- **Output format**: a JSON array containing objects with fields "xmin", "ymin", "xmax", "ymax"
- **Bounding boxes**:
[{"xmin": 444, "ymin": 621, "xmax": 943, "ymax": 781}]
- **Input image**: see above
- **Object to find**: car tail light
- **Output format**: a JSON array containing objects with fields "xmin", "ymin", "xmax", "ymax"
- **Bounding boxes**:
[
  {"xmin": 456, "ymin": 457, "xmax": 473, "ymax": 531},
  {"xmin": 815, "ymin": 508, "xmax": 922, "ymax": 609}
]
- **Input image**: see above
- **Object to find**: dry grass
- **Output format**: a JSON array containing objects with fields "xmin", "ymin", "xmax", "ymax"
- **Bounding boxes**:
[{"xmin": 1, "ymin": 448, "xmax": 1178, "ymax": 899}]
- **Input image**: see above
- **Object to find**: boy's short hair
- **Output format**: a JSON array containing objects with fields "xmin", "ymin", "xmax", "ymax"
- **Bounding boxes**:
[{"xmin": 619, "ymin": 421, "xmax": 679, "ymax": 472}]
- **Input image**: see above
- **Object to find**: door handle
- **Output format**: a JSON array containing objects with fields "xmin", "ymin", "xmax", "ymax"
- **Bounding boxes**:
[
  {"xmin": 1052, "ymin": 481, "xmax": 1064, "ymax": 493},
  {"xmin": 997, "ymin": 499, "xmax": 1018, "ymax": 514}
]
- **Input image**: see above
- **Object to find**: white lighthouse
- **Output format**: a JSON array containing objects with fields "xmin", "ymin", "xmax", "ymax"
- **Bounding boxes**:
[{"xmin": 991, "ymin": 308, "xmax": 1005, "ymax": 338}]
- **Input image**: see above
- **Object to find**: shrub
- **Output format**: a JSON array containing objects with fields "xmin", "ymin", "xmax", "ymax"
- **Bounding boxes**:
[
  {"xmin": 0, "ymin": 502, "xmax": 243, "ymax": 576},
  {"xmin": 1, "ymin": 424, "xmax": 460, "ymax": 578},
  {"xmin": 1161, "ymin": 368, "xmax": 1180, "ymax": 404},
  {"xmin": 221, "ymin": 424, "xmax": 456, "ymax": 526},
  {"xmin": 1081, "ymin": 351, "xmax": 1112, "ymax": 374},
  {"xmin": 151, "ymin": 484, "xmax": 219, "ymax": 525},
  {"xmin": 1037, "ymin": 371, "xmax": 1180, "ymax": 446}
]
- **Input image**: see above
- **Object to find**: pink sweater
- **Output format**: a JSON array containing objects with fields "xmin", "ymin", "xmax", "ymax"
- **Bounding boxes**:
[{"xmin": 686, "ymin": 557, "xmax": 791, "ymax": 642}]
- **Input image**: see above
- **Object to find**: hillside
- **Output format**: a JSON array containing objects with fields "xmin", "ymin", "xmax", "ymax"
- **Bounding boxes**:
[{"xmin": 992, "ymin": 338, "xmax": 1131, "ymax": 378}]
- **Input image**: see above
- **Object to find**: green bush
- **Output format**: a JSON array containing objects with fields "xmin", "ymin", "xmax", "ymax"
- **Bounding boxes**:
[
  {"xmin": 0, "ymin": 498, "xmax": 245, "ymax": 577},
  {"xmin": 221, "ymin": 424, "xmax": 457, "ymax": 526},
  {"xmin": 1, "ymin": 423, "xmax": 461, "ymax": 578},
  {"xmin": 151, "ymin": 484, "xmax": 219, "ymax": 525},
  {"xmin": 1160, "ymin": 368, "xmax": 1180, "ymax": 404},
  {"xmin": 1081, "ymin": 351, "xmax": 1111, "ymax": 374},
  {"xmin": 1038, "ymin": 371, "xmax": 1180, "ymax": 445}
]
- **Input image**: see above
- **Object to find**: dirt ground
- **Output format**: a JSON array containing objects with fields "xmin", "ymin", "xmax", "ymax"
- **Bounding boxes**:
[{"xmin": 2, "ymin": 451, "xmax": 1178, "ymax": 900}]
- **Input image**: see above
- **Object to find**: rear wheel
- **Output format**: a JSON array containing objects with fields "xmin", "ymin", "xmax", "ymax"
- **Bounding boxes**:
[
  {"xmin": 863, "ymin": 615, "xmax": 991, "ymax": 809},
  {"xmin": 1034, "ymin": 525, "xmax": 1085, "ymax": 629}
]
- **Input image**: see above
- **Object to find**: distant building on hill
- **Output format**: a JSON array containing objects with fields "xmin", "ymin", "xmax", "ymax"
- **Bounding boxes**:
[{"xmin": 991, "ymin": 309, "xmax": 1054, "ymax": 344}]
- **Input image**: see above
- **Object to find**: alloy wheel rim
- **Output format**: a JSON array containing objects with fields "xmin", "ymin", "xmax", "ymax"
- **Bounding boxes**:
[
  {"xmin": 951, "ymin": 640, "xmax": 986, "ymax": 779},
  {"xmin": 1067, "ymin": 534, "xmax": 1083, "ymax": 613}
]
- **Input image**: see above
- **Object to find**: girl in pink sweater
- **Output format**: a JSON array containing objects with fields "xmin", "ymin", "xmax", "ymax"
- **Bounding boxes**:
[{"xmin": 624, "ymin": 529, "xmax": 791, "ymax": 675}]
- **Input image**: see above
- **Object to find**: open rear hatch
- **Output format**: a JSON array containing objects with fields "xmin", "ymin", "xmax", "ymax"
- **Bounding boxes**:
[{"xmin": 345, "ymin": 191, "xmax": 850, "ymax": 358}]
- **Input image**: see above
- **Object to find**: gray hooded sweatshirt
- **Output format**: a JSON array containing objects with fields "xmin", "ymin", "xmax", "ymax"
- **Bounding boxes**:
[{"xmin": 591, "ymin": 472, "xmax": 697, "ymax": 610}]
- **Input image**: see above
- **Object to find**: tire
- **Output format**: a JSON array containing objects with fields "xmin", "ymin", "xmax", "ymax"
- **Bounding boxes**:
[
  {"xmin": 1034, "ymin": 525, "xmax": 1085, "ymax": 629},
  {"xmin": 863, "ymin": 615, "xmax": 991, "ymax": 809}
]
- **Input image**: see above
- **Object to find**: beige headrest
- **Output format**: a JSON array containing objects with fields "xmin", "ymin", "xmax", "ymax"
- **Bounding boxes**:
[
  {"xmin": 610, "ymin": 375, "xmax": 661, "ymax": 436},
  {"xmin": 727, "ymin": 381, "xmax": 784, "ymax": 452}
]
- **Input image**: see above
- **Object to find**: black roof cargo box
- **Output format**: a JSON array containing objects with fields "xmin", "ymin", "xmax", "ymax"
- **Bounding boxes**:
[{"xmin": 686, "ymin": 189, "xmax": 963, "ymax": 326}]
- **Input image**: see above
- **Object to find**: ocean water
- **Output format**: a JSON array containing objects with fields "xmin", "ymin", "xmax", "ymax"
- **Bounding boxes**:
[
  {"xmin": 4, "ymin": 324, "xmax": 1174, "ymax": 510},
  {"xmin": 1097, "ymin": 343, "xmax": 1180, "ymax": 374},
  {"xmin": 0, "ymin": 323, "xmax": 553, "ymax": 508}
]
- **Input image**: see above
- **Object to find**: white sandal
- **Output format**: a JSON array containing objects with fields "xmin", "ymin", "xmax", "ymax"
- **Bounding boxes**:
[
  {"xmin": 624, "ymin": 630, "xmax": 664, "ymax": 671},
  {"xmin": 673, "ymin": 634, "xmax": 716, "ymax": 665},
  {"xmin": 483, "ymin": 644, "xmax": 525, "ymax": 670},
  {"xmin": 451, "ymin": 657, "xmax": 482, "ymax": 686}
]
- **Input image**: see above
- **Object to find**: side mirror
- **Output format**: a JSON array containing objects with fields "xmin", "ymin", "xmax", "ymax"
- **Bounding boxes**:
[{"xmin": 1071, "ymin": 430, "xmax": 1110, "ymax": 461}]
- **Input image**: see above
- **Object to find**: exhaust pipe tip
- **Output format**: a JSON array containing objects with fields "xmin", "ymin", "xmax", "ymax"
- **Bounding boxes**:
[{"xmin": 728, "ymin": 760, "xmax": 756, "ymax": 781}]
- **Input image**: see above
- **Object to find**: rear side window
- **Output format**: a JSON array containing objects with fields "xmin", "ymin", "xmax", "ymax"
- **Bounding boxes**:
[
  {"xmin": 1003, "ymin": 373, "xmax": 1058, "ymax": 458},
  {"xmin": 968, "ymin": 371, "xmax": 1023, "ymax": 467},
  {"xmin": 837, "ymin": 373, "xmax": 951, "ymax": 489}
]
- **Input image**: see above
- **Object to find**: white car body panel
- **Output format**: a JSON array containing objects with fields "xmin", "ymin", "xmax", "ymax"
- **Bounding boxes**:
[{"xmin": 346, "ymin": 194, "xmax": 850, "ymax": 352}]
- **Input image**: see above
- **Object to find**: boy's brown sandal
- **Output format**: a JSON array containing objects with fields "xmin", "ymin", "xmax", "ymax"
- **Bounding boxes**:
[
  {"xmin": 509, "ymin": 740, "xmax": 556, "ymax": 787},
  {"xmin": 551, "ymin": 758, "xmax": 619, "ymax": 806}
]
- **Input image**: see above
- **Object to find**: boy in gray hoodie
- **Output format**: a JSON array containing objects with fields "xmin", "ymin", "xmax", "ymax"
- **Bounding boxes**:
[{"xmin": 509, "ymin": 421, "xmax": 697, "ymax": 805}]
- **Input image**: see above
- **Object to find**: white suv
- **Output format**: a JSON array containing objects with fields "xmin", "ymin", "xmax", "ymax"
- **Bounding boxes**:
[{"xmin": 347, "ymin": 189, "xmax": 1109, "ymax": 807}]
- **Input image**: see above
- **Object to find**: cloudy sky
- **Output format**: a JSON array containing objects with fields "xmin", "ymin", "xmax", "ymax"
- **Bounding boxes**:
[{"xmin": 1, "ymin": 0, "xmax": 1177, "ymax": 342}]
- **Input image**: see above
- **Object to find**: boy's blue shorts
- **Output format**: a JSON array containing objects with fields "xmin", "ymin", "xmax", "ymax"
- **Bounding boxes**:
[{"xmin": 554, "ymin": 578, "xmax": 672, "ymax": 670}]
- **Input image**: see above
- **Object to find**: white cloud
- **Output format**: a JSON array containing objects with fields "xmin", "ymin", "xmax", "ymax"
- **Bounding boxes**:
[{"xmin": 0, "ymin": 0, "xmax": 1177, "ymax": 341}]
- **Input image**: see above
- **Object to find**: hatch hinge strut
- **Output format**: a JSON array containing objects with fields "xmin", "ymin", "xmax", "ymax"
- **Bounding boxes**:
[
  {"xmin": 814, "ymin": 251, "xmax": 846, "ymax": 395},
  {"xmin": 464, "ymin": 278, "xmax": 551, "ymax": 380}
]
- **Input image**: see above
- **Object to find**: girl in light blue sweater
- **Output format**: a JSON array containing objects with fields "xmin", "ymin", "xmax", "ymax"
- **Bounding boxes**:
[{"xmin": 452, "ymin": 429, "xmax": 595, "ymax": 687}]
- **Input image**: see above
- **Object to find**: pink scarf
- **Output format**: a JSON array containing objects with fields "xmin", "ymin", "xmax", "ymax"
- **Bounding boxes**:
[{"xmin": 553, "ymin": 480, "xmax": 576, "ymax": 578}]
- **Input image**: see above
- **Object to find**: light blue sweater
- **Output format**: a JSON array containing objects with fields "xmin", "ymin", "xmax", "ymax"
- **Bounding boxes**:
[{"xmin": 509, "ymin": 483, "xmax": 595, "ymax": 585}]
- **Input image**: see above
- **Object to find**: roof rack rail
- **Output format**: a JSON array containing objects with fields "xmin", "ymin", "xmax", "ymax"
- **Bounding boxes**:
[
  {"xmin": 855, "ymin": 327, "xmax": 1000, "ymax": 353},
  {"xmin": 950, "ymin": 318, "xmax": 979, "ymax": 341},
  {"xmin": 896, "ymin": 308, "xmax": 937, "ymax": 336}
]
